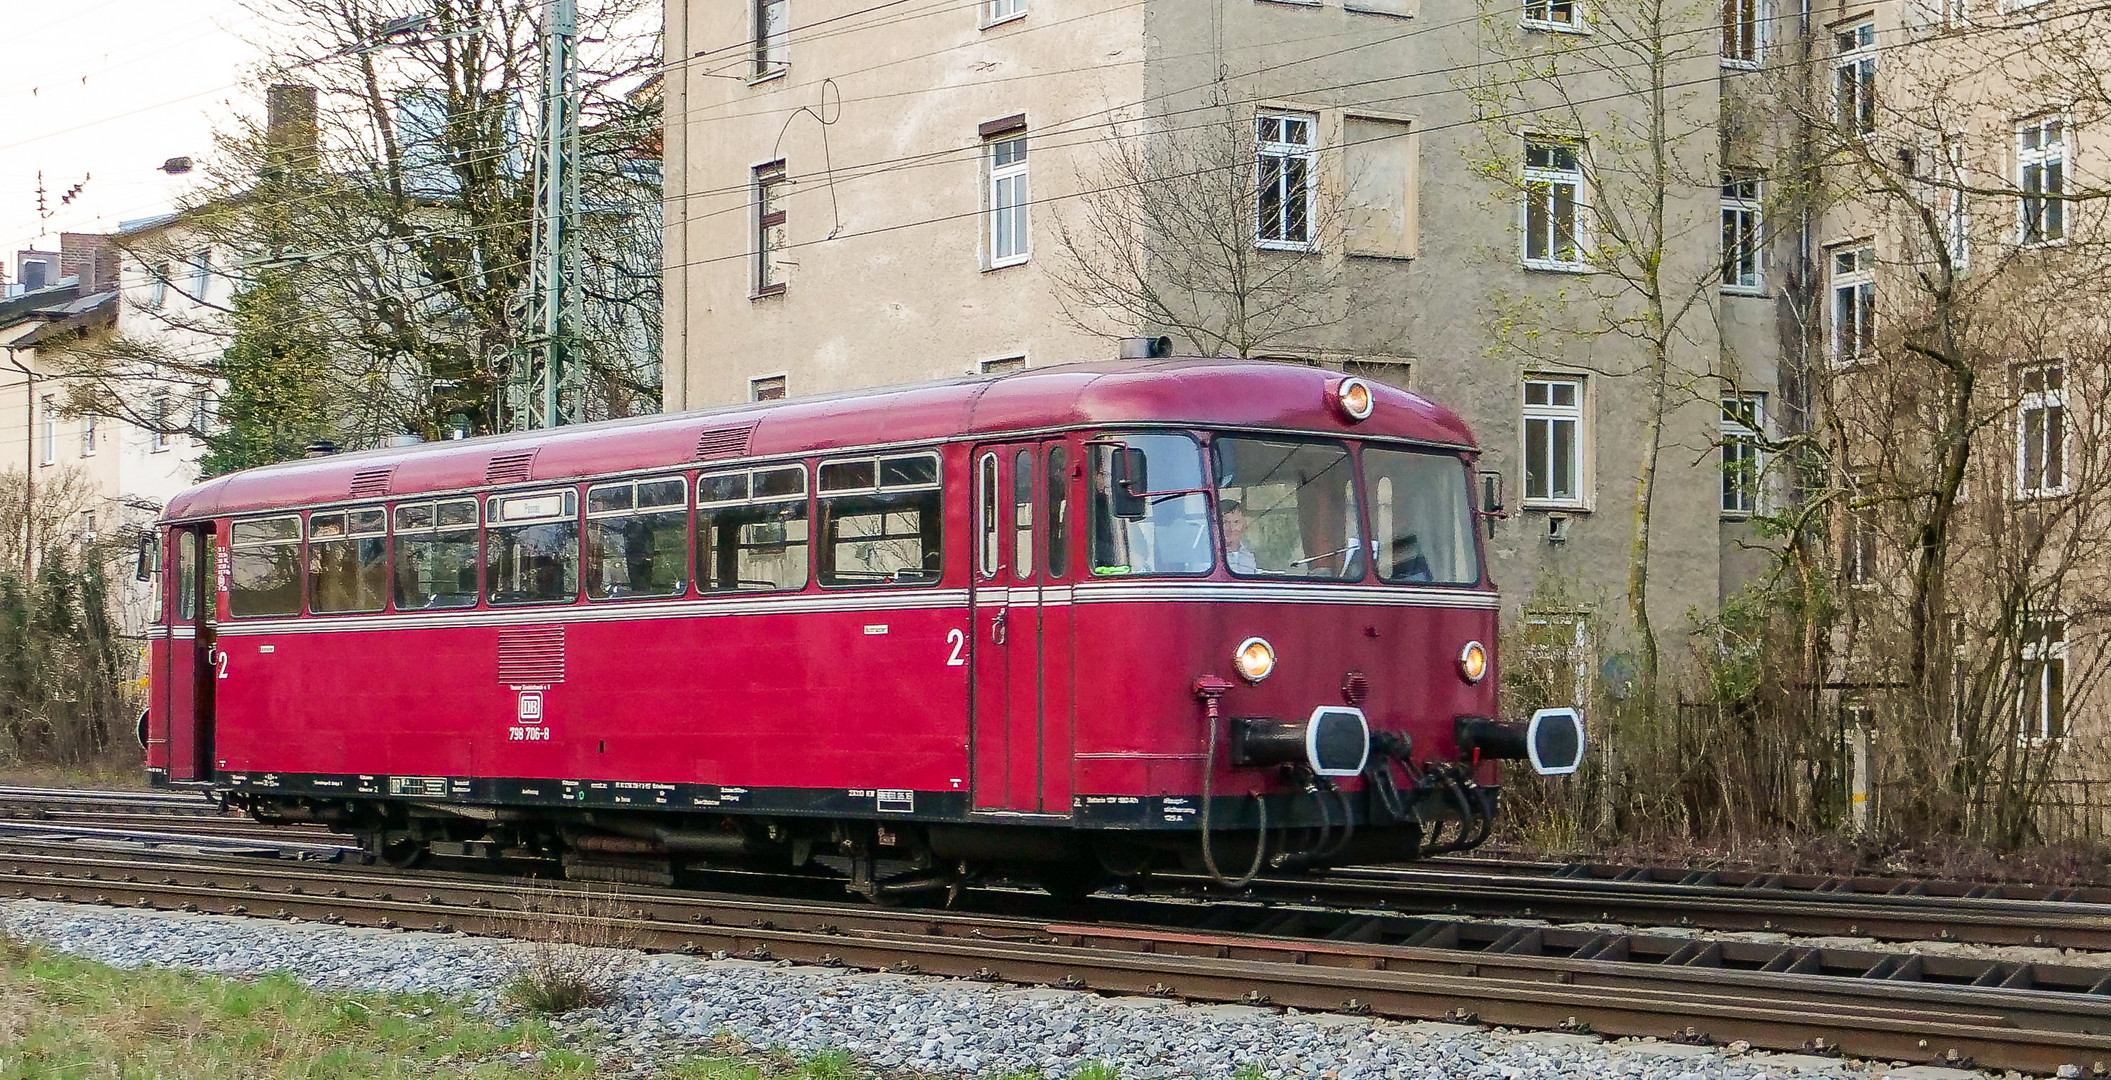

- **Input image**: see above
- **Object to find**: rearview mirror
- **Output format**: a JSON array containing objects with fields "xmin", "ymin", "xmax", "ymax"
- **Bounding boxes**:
[
  {"xmin": 134, "ymin": 531, "xmax": 158, "ymax": 581},
  {"xmin": 1111, "ymin": 447, "xmax": 1149, "ymax": 520},
  {"xmin": 1479, "ymin": 471, "xmax": 1505, "ymax": 537}
]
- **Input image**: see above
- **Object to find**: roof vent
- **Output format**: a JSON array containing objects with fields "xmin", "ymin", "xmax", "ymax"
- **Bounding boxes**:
[
  {"xmin": 349, "ymin": 468, "xmax": 394, "ymax": 498},
  {"xmin": 1119, "ymin": 336, "xmax": 1173, "ymax": 359},
  {"xmin": 694, "ymin": 424, "xmax": 756, "ymax": 462},
  {"xmin": 486, "ymin": 450, "xmax": 537, "ymax": 485}
]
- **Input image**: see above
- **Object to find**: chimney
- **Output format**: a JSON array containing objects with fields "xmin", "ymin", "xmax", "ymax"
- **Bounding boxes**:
[
  {"xmin": 59, "ymin": 233, "xmax": 117, "ymax": 293},
  {"xmin": 265, "ymin": 84, "xmax": 320, "ymax": 174}
]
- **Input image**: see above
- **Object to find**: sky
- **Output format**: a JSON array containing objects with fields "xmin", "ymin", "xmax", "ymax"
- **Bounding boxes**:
[{"xmin": 0, "ymin": 1, "xmax": 265, "ymax": 272}]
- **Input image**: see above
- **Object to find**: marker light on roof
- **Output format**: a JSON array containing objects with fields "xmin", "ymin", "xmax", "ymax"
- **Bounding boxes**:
[{"xmin": 1335, "ymin": 378, "xmax": 1375, "ymax": 422}]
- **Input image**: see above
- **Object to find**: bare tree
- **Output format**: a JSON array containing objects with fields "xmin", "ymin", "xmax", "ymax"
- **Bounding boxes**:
[{"xmin": 1048, "ymin": 97, "xmax": 1346, "ymax": 358}]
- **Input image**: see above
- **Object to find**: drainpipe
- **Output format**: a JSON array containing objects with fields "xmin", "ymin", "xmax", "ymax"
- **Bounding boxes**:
[{"xmin": 5, "ymin": 347, "xmax": 30, "ymax": 579}]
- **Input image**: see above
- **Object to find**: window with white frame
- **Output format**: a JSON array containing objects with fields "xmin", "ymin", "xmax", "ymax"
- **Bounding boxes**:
[
  {"xmin": 1935, "ymin": 136, "xmax": 1970, "ymax": 270},
  {"xmin": 146, "ymin": 262, "xmax": 169, "ymax": 309},
  {"xmin": 185, "ymin": 250, "xmax": 212, "ymax": 304},
  {"xmin": 1846, "ymin": 492, "xmax": 1877, "ymax": 585},
  {"xmin": 1722, "ymin": 393, "xmax": 1765, "ymax": 515},
  {"xmin": 984, "ymin": 0, "xmax": 1026, "ymax": 24},
  {"xmin": 1722, "ymin": 172, "xmax": 1762, "ymax": 291},
  {"xmin": 38, "ymin": 395, "xmax": 55, "ymax": 465},
  {"xmin": 193, "ymin": 391, "xmax": 216, "ymax": 438},
  {"xmin": 1524, "ymin": 0, "xmax": 1581, "ymax": 29},
  {"xmin": 1830, "ymin": 244, "xmax": 1875, "ymax": 364},
  {"xmin": 753, "ymin": 160, "xmax": 787, "ymax": 296},
  {"xmin": 2017, "ymin": 361, "xmax": 2066, "ymax": 497},
  {"xmin": 2019, "ymin": 115, "xmax": 2065, "ymax": 245},
  {"xmin": 1722, "ymin": 0, "xmax": 1758, "ymax": 64},
  {"xmin": 987, "ymin": 128, "xmax": 1029, "ymax": 267},
  {"xmin": 81, "ymin": 414, "xmax": 96, "ymax": 457},
  {"xmin": 2020, "ymin": 617, "xmax": 2066, "ymax": 740},
  {"xmin": 1523, "ymin": 138, "xmax": 1586, "ymax": 269},
  {"xmin": 1522, "ymin": 377, "xmax": 1586, "ymax": 506},
  {"xmin": 1256, "ymin": 110, "xmax": 1316, "ymax": 249},
  {"xmin": 753, "ymin": 0, "xmax": 787, "ymax": 78},
  {"xmin": 149, "ymin": 392, "xmax": 171, "ymax": 451},
  {"xmin": 1833, "ymin": 22, "xmax": 1876, "ymax": 136}
]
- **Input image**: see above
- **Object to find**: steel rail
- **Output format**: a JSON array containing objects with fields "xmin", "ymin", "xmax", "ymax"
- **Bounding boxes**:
[{"xmin": 0, "ymin": 847, "xmax": 2105, "ymax": 1073}]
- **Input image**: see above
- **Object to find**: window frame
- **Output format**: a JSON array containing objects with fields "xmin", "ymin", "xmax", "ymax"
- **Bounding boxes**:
[
  {"xmin": 1521, "ymin": 376, "xmax": 1588, "ymax": 509},
  {"xmin": 752, "ymin": 0, "xmax": 787, "ymax": 81},
  {"xmin": 1833, "ymin": 22, "xmax": 1877, "ymax": 137},
  {"xmin": 38, "ymin": 395, "xmax": 55, "ymax": 466},
  {"xmin": 1523, "ymin": 0, "xmax": 1585, "ymax": 31},
  {"xmin": 390, "ymin": 496, "xmax": 482, "ymax": 612},
  {"xmin": 814, "ymin": 450, "xmax": 946, "ymax": 589},
  {"xmin": 1721, "ymin": 0, "xmax": 1759, "ymax": 66},
  {"xmin": 1721, "ymin": 392, "xmax": 1766, "ymax": 517},
  {"xmin": 2015, "ymin": 361, "xmax": 2068, "ymax": 499},
  {"xmin": 696, "ymin": 462, "xmax": 812, "ymax": 594},
  {"xmin": 1721, "ymin": 172, "xmax": 1763, "ymax": 293},
  {"xmin": 2020, "ymin": 616, "xmax": 2066, "ymax": 742},
  {"xmin": 149, "ymin": 391, "xmax": 172, "ymax": 451},
  {"xmin": 582, "ymin": 475, "xmax": 692, "ymax": 602},
  {"xmin": 227, "ymin": 513, "xmax": 305, "ymax": 618},
  {"xmin": 1255, "ymin": 109, "xmax": 1318, "ymax": 251},
  {"xmin": 986, "ymin": 128, "xmax": 1030, "ymax": 268},
  {"xmin": 306, "ymin": 504, "xmax": 391, "ymax": 615},
  {"xmin": 483, "ymin": 487, "xmax": 583, "ymax": 607},
  {"xmin": 80, "ymin": 413, "xmax": 96, "ymax": 458},
  {"xmin": 2017, "ymin": 114, "xmax": 2067, "ymax": 246},
  {"xmin": 753, "ymin": 160, "xmax": 788, "ymax": 297},
  {"xmin": 982, "ymin": 0, "xmax": 1027, "ymax": 28},
  {"xmin": 1829, "ymin": 243, "xmax": 1876, "ymax": 366},
  {"xmin": 1522, "ymin": 136, "xmax": 1588, "ymax": 271}
]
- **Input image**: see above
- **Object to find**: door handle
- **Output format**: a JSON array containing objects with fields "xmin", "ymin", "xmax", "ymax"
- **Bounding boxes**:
[{"xmin": 991, "ymin": 608, "xmax": 1008, "ymax": 645}]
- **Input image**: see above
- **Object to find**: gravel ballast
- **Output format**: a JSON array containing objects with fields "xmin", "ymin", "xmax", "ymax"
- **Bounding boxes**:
[{"xmin": 0, "ymin": 899, "xmax": 2016, "ymax": 1080}]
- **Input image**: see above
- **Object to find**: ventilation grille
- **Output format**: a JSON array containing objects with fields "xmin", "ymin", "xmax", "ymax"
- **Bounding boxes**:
[
  {"xmin": 497, "ymin": 626, "xmax": 565, "ymax": 684},
  {"xmin": 486, "ymin": 450, "xmax": 537, "ymax": 485},
  {"xmin": 695, "ymin": 424, "xmax": 756, "ymax": 462},
  {"xmin": 348, "ymin": 468, "xmax": 394, "ymax": 498}
]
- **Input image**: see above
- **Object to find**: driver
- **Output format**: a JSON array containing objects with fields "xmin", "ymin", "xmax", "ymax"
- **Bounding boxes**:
[{"xmin": 1220, "ymin": 500, "xmax": 1260, "ymax": 574}]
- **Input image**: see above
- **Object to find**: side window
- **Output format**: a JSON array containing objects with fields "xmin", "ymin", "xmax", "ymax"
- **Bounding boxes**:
[
  {"xmin": 1089, "ymin": 434, "xmax": 1211, "ymax": 576},
  {"xmin": 229, "ymin": 515, "xmax": 303, "ymax": 617},
  {"xmin": 698, "ymin": 465, "xmax": 809, "ymax": 592},
  {"xmin": 175, "ymin": 529, "xmax": 199, "ymax": 621},
  {"xmin": 1212, "ymin": 437, "xmax": 1362, "ymax": 580},
  {"xmin": 486, "ymin": 490, "xmax": 580, "ymax": 605},
  {"xmin": 586, "ymin": 477, "xmax": 690, "ymax": 600},
  {"xmin": 1046, "ymin": 444, "xmax": 1069, "ymax": 578},
  {"xmin": 394, "ymin": 498, "xmax": 480, "ymax": 610},
  {"xmin": 978, "ymin": 453, "xmax": 1001, "ymax": 579},
  {"xmin": 816, "ymin": 452, "xmax": 943, "ymax": 587},
  {"xmin": 1013, "ymin": 449, "xmax": 1035, "ymax": 581},
  {"xmin": 308, "ymin": 506, "xmax": 388, "ymax": 614}
]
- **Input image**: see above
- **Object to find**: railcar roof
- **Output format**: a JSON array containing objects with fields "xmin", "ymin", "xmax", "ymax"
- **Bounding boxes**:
[{"xmin": 163, "ymin": 358, "xmax": 1476, "ymax": 520}]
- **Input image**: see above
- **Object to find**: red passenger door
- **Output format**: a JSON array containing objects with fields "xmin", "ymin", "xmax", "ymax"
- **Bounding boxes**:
[
  {"xmin": 969, "ymin": 442, "xmax": 1073, "ymax": 815},
  {"xmin": 160, "ymin": 524, "xmax": 218, "ymax": 782}
]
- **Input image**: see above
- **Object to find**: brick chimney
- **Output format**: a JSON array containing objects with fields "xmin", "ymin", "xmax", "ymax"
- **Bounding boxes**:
[{"xmin": 265, "ymin": 84, "xmax": 320, "ymax": 173}]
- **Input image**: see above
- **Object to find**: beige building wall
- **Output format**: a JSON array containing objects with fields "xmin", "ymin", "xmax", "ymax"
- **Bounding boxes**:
[{"xmin": 664, "ymin": 0, "xmax": 1790, "ymax": 657}]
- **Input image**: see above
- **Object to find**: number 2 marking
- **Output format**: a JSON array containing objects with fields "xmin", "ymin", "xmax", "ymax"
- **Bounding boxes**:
[
  {"xmin": 945, "ymin": 628, "xmax": 966, "ymax": 666},
  {"xmin": 214, "ymin": 650, "xmax": 229, "ymax": 680}
]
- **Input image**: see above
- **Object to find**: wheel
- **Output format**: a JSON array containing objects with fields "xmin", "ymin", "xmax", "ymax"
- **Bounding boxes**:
[{"xmin": 373, "ymin": 831, "xmax": 430, "ymax": 869}]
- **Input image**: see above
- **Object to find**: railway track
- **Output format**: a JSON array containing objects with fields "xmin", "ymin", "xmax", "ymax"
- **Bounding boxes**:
[{"xmin": 0, "ymin": 834, "xmax": 2105, "ymax": 1072}]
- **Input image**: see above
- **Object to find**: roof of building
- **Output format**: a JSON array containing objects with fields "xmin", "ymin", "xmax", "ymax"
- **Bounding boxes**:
[
  {"xmin": 165, "ymin": 358, "xmax": 1480, "ymax": 521},
  {"xmin": 0, "ymin": 284, "xmax": 116, "ymax": 345}
]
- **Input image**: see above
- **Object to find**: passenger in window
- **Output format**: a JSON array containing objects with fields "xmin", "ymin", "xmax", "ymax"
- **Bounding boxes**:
[
  {"xmin": 1090, "ymin": 458, "xmax": 1130, "ymax": 574},
  {"xmin": 1220, "ymin": 500, "xmax": 1259, "ymax": 575}
]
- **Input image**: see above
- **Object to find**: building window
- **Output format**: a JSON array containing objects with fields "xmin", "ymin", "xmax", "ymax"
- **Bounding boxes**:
[
  {"xmin": 193, "ymin": 391, "xmax": 216, "ymax": 438},
  {"xmin": 751, "ymin": 375, "xmax": 787, "ymax": 402},
  {"xmin": 753, "ymin": 160, "xmax": 787, "ymax": 296},
  {"xmin": 1523, "ymin": 137, "xmax": 1585, "ymax": 269},
  {"xmin": 2020, "ymin": 617, "xmax": 2066, "ymax": 741},
  {"xmin": 1522, "ymin": 377, "xmax": 1585, "ymax": 507},
  {"xmin": 79, "ymin": 510, "xmax": 96, "ymax": 542},
  {"xmin": 1931, "ymin": 136, "xmax": 1970, "ymax": 270},
  {"xmin": 1721, "ymin": 393, "xmax": 1764, "ymax": 515},
  {"xmin": 149, "ymin": 392, "xmax": 172, "ymax": 451},
  {"xmin": 186, "ymin": 250, "xmax": 212, "ymax": 303},
  {"xmin": 38, "ymin": 395, "xmax": 55, "ymax": 465},
  {"xmin": 753, "ymin": 0, "xmax": 787, "ymax": 79},
  {"xmin": 1256, "ymin": 110, "xmax": 1316, "ymax": 249},
  {"xmin": 988, "ymin": 129, "xmax": 1029, "ymax": 267},
  {"xmin": 1721, "ymin": 172, "xmax": 1762, "ymax": 292},
  {"xmin": 1846, "ymin": 496, "xmax": 1877, "ymax": 585},
  {"xmin": 1524, "ymin": 0, "xmax": 1581, "ymax": 29},
  {"xmin": 146, "ymin": 262, "xmax": 169, "ymax": 309},
  {"xmin": 81, "ymin": 414, "xmax": 96, "ymax": 457},
  {"xmin": 980, "ymin": 355, "xmax": 1026, "ymax": 374},
  {"xmin": 1722, "ymin": 0, "xmax": 1758, "ymax": 64},
  {"xmin": 2017, "ymin": 362, "xmax": 2066, "ymax": 497},
  {"xmin": 1830, "ymin": 244, "xmax": 1875, "ymax": 364},
  {"xmin": 1834, "ymin": 22, "xmax": 1876, "ymax": 136},
  {"xmin": 985, "ymin": 0, "xmax": 1026, "ymax": 25},
  {"xmin": 2019, "ymin": 116, "xmax": 2065, "ymax": 245}
]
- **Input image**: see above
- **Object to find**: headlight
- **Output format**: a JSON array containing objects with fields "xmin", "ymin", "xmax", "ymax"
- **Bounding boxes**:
[
  {"xmin": 1334, "ymin": 377, "xmax": 1375, "ymax": 422},
  {"xmin": 1459, "ymin": 640, "xmax": 1489, "ymax": 684},
  {"xmin": 1234, "ymin": 637, "xmax": 1276, "ymax": 683}
]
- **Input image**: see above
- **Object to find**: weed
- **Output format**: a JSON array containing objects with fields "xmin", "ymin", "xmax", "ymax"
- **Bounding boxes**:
[
  {"xmin": 1070, "ymin": 1060, "xmax": 1121, "ymax": 1080},
  {"xmin": 497, "ymin": 881, "xmax": 634, "ymax": 1015}
]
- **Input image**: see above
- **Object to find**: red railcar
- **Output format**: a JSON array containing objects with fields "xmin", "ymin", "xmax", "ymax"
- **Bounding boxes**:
[{"xmin": 146, "ymin": 359, "xmax": 1580, "ymax": 896}]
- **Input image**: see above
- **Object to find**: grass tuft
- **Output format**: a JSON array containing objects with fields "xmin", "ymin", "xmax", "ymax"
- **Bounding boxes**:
[{"xmin": 497, "ymin": 881, "xmax": 635, "ymax": 1015}]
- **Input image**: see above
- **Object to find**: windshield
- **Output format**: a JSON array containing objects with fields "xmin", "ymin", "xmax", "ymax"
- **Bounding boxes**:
[
  {"xmin": 1089, "ymin": 434, "xmax": 1212, "ymax": 575},
  {"xmin": 1212, "ymin": 437, "xmax": 1363, "ymax": 579},
  {"xmin": 1361, "ymin": 446, "xmax": 1482, "ymax": 585}
]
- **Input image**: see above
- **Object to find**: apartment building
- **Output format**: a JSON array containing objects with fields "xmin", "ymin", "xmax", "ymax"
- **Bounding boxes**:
[{"xmin": 664, "ymin": 0, "xmax": 1790, "ymax": 667}]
